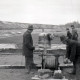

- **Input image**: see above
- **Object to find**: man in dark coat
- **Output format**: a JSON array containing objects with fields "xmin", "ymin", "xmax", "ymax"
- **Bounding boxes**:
[
  {"xmin": 60, "ymin": 35, "xmax": 80, "ymax": 80},
  {"xmin": 66, "ymin": 28, "xmax": 72, "ymax": 39},
  {"xmin": 23, "ymin": 25, "xmax": 35, "ymax": 73},
  {"xmin": 71, "ymin": 25, "xmax": 78, "ymax": 41},
  {"xmin": 70, "ymin": 25, "xmax": 78, "ymax": 74},
  {"xmin": 47, "ymin": 33, "xmax": 53, "ymax": 47}
]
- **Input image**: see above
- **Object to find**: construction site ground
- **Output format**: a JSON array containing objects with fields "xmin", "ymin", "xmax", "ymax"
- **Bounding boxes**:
[{"xmin": 0, "ymin": 53, "xmax": 76, "ymax": 80}]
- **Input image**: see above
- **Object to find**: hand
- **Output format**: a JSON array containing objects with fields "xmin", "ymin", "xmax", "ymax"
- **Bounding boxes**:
[
  {"xmin": 64, "ymin": 58, "xmax": 68, "ymax": 64},
  {"xmin": 68, "ymin": 59, "xmax": 72, "ymax": 63}
]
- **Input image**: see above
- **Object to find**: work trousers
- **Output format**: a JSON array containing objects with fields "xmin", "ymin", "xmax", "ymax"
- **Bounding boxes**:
[
  {"xmin": 73, "ymin": 61, "xmax": 76, "ymax": 73},
  {"xmin": 25, "ymin": 56, "xmax": 33, "ymax": 71},
  {"xmin": 76, "ymin": 63, "xmax": 80, "ymax": 80}
]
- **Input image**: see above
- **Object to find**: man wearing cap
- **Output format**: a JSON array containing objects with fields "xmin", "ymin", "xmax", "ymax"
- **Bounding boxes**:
[
  {"xmin": 66, "ymin": 28, "xmax": 72, "ymax": 39},
  {"xmin": 71, "ymin": 25, "xmax": 78, "ymax": 41},
  {"xmin": 23, "ymin": 25, "xmax": 35, "ymax": 73},
  {"xmin": 70, "ymin": 25, "xmax": 78, "ymax": 74}
]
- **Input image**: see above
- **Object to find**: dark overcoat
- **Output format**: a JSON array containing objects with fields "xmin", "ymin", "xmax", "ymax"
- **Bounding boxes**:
[
  {"xmin": 66, "ymin": 39, "xmax": 80, "ymax": 63},
  {"xmin": 23, "ymin": 31, "xmax": 35, "ymax": 57},
  {"xmin": 66, "ymin": 39, "xmax": 80, "ymax": 79},
  {"xmin": 67, "ymin": 31, "xmax": 72, "ymax": 39},
  {"xmin": 72, "ymin": 29, "xmax": 78, "ymax": 41}
]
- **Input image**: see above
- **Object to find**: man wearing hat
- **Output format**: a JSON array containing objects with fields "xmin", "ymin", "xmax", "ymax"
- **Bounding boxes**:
[
  {"xmin": 66, "ymin": 28, "xmax": 72, "ymax": 39},
  {"xmin": 23, "ymin": 25, "xmax": 35, "ymax": 73},
  {"xmin": 71, "ymin": 25, "xmax": 78, "ymax": 41},
  {"xmin": 70, "ymin": 25, "xmax": 78, "ymax": 74}
]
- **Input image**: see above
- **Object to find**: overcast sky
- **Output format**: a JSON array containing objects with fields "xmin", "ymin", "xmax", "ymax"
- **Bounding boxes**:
[{"xmin": 0, "ymin": 0, "xmax": 80, "ymax": 25}]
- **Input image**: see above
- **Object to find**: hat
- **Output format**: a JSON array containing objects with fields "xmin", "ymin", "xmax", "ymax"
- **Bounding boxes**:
[
  {"xmin": 60, "ymin": 35, "xmax": 66, "ymax": 41},
  {"xmin": 71, "ymin": 25, "xmax": 74, "ymax": 27},
  {"xmin": 66, "ymin": 28, "xmax": 69, "ymax": 30},
  {"xmin": 28, "ymin": 25, "xmax": 33, "ymax": 30}
]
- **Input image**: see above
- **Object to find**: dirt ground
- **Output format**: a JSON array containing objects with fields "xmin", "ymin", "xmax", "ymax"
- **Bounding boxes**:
[
  {"xmin": 0, "ymin": 69, "xmax": 38, "ymax": 80},
  {"xmin": 0, "ymin": 54, "xmax": 76, "ymax": 80},
  {"xmin": 0, "ymin": 55, "xmax": 75, "ymax": 80},
  {"xmin": 0, "ymin": 68, "xmax": 76, "ymax": 80}
]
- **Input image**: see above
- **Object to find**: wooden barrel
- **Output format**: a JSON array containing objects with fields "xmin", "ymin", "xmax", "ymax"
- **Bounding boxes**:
[{"xmin": 45, "ymin": 56, "xmax": 56, "ymax": 69}]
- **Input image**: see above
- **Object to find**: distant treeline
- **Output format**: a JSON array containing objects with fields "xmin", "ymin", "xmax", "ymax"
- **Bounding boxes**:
[{"xmin": 0, "ymin": 21, "xmax": 80, "ymax": 30}]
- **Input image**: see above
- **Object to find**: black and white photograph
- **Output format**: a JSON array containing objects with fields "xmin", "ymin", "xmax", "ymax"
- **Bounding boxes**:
[{"xmin": 0, "ymin": 0, "xmax": 80, "ymax": 80}]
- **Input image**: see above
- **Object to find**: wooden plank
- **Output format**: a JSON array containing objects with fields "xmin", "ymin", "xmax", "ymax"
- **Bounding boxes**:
[{"xmin": 39, "ymin": 79, "xmax": 68, "ymax": 80}]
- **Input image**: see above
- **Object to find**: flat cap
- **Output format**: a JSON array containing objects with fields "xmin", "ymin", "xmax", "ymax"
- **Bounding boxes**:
[
  {"xmin": 60, "ymin": 35, "xmax": 66, "ymax": 41},
  {"xmin": 28, "ymin": 25, "xmax": 33, "ymax": 30}
]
